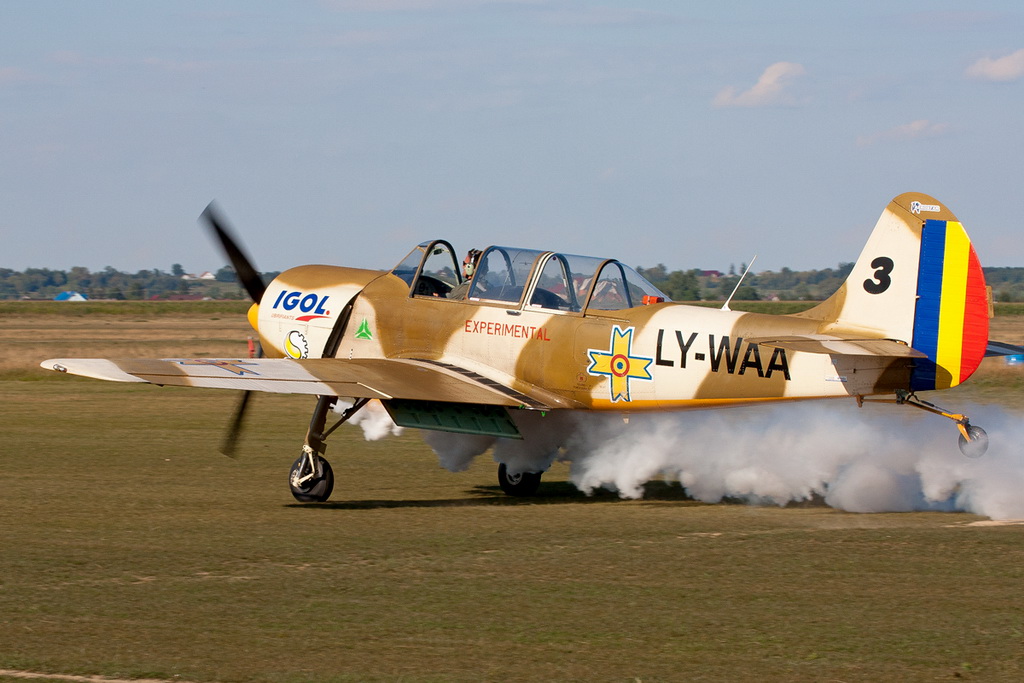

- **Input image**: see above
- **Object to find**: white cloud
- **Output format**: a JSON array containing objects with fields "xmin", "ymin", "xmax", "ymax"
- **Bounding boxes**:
[
  {"xmin": 966, "ymin": 49, "xmax": 1024, "ymax": 82},
  {"xmin": 713, "ymin": 61, "xmax": 807, "ymax": 108},
  {"xmin": 856, "ymin": 119, "xmax": 949, "ymax": 147}
]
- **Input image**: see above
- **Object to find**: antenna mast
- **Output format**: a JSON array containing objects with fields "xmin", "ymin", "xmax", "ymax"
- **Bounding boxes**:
[{"xmin": 722, "ymin": 256, "xmax": 757, "ymax": 312}]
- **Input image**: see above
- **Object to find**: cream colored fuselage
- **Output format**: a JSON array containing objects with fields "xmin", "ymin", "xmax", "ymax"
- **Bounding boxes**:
[{"xmin": 257, "ymin": 265, "xmax": 907, "ymax": 413}]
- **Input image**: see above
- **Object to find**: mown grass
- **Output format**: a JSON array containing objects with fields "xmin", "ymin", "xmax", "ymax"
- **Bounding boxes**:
[
  {"xmin": 3, "ymin": 308, "xmax": 1024, "ymax": 682},
  {"xmin": 0, "ymin": 310, "xmax": 254, "ymax": 378}
]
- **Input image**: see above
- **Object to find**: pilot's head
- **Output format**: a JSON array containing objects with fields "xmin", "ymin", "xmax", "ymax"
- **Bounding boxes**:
[{"xmin": 463, "ymin": 249, "xmax": 483, "ymax": 279}]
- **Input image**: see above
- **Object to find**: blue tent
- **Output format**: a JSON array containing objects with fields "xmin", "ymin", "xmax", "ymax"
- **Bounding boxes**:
[{"xmin": 54, "ymin": 291, "xmax": 88, "ymax": 301}]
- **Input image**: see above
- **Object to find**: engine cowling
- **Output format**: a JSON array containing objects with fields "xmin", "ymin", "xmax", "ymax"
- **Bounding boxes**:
[{"xmin": 255, "ymin": 265, "xmax": 383, "ymax": 359}]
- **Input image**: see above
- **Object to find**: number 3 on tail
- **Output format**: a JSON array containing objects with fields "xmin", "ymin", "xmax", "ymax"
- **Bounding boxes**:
[{"xmin": 863, "ymin": 256, "xmax": 894, "ymax": 294}]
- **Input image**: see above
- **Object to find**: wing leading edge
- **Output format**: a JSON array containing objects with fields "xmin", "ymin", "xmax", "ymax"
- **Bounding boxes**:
[{"xmin": 40, "ymin": 357, "xmax": 577, "ymax": 410}]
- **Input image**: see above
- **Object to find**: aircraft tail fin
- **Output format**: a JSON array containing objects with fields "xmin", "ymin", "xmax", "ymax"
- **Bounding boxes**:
[{"xmin": 796, "ymin": 192, "xmax": 989, "ymax": 390}]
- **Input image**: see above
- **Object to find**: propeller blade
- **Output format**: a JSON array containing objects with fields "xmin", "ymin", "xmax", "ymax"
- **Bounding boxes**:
[
  {"xmin": 201, "ymin": 203, "xmax": 267, "ymax": 457},
  {"xmin": 220, "ymin": 389, "xmax": 254, "ymax": 459},
  {"xmin": 219, "ymin": 341, "xmax": 265, "ymax": 458},
  {"xmin": 201, "ymin": 202, "xmax": 267, "ymax": 304}
]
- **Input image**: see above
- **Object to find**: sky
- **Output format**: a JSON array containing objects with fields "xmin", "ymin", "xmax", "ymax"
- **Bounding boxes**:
[{"xmin": 2, "ymin": 1, "xmax": 1023, "ymax": 276}]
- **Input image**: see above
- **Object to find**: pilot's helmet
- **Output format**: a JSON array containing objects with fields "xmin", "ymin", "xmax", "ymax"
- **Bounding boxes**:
[{"xmin": 463, "ymin": 249, "xmax": 483, "ymax": 278}]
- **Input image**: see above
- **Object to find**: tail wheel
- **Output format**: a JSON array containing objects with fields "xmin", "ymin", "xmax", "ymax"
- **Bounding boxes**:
[
  {"xmin": 289, "ymin": 453, "xmax": 335, "ymax": 502},
  {"xmin": 958, "ymin": 425, "xmax": 989, "ymax": 458},
  {"xmin": 497, "ymin": 462, "xmax": 542, "ymax": 497}
]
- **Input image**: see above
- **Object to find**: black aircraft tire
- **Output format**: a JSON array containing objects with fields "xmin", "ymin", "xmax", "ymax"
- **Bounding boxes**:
[
  {"xmin": 289, "ymin": 454, "xmax": 335, "ymax": 502},
  {"xmin": 497, "ymin": 462, "xmax": 542, "ymax": 497},
  {"xmin": 958, "ymin": 425, "xmax": 989, "ymax": 458}
]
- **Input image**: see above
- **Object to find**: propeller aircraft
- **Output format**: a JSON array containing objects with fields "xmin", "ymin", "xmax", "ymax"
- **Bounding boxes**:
[{"xmin": 43, "ymin": 192, "xmax": 1010, "ymax": 502}]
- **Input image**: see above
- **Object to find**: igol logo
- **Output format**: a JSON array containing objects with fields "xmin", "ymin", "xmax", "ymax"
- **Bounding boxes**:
[{"xmin": 271, "ymin": 290, "xmax": 331, "ymax": 321}]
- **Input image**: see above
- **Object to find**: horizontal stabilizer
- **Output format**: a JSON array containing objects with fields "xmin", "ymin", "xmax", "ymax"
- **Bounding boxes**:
[
  {"xmin": 747, "ymin": 335, "xmax": 927, "ymax": 358},
  {"xmin": 985, "ymin": 341, "xmax": 1024, "ymax": 357}
]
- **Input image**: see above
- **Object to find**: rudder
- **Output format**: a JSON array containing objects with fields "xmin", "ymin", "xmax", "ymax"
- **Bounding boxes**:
[{"xmin": 910, "ymin": 217, "xmax": 988, "ymax": 390}]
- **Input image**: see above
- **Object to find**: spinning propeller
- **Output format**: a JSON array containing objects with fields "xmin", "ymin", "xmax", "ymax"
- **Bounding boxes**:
[
  {"xmin": 201, "ymin": 203, "xmax": 266, "ymax": 304},
  {"xmin": 200, "ymin": 202, "xmax": 265, "ymax": 458}
]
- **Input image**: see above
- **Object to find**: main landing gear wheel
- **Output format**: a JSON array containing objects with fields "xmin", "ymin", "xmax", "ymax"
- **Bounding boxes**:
[
  {"xmin": 497, "ymin": 462, "xmax": 542, "ymax": 497},
  {"xmin": 289, "ymin": 452, "xmax": 335, "ymax": 503},
  {"xmin": 958, "ymin": 424, "xmax": 989, "ymax": 458}
]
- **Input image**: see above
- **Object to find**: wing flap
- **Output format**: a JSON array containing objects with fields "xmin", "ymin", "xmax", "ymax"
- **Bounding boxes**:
[{"xmin": 746, "ymin": 335, "xmax": 927, "ymax": 358}]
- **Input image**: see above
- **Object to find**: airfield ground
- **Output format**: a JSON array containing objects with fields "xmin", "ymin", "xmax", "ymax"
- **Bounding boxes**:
[{"xmin": 2, "ymin": 304, "xmax": 1024, "ymax": 682}]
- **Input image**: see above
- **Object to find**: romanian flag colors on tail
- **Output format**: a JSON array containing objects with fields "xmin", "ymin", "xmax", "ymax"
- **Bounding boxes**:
[{"xmin": 911, "ymin": 219, "xmax": 989, "ymax": 391}]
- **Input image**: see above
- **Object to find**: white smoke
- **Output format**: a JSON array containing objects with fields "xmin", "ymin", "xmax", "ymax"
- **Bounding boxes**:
[
  {"xmin": 562, "ymin": 402, "xmax": 1024, "ymax": 519},
  {"xmin": 421, "ymin": 410, "xmax": 573, "ymax": 475},
  {"xmin": 421, "ymin": 430, "xmax": 494, "ymax": 472},
  {"xmin": 341, "ymin": 398, "xmax": 1024, "ymax": 519},
  {"xmin": 333, "ymin": 399, "xmax": 404, "ymax": 441}
]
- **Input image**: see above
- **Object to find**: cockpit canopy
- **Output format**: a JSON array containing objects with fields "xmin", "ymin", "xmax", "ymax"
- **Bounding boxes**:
[{"xmin": 392, "ymin": 240, "xmax": 669, "ymax": 313}]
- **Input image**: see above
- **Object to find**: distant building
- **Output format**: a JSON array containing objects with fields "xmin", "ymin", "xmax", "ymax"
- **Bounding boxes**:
[
  {"xmin": 54, "ymin": 291, "xmax": 88, "ymax": 302},
  {"xmin": 700, "ymin": 270, "xmax": 724, "ymax": 278},
  {"xmin": 181, "ymin": 271, "xmax": 217, "ymax": 281}
]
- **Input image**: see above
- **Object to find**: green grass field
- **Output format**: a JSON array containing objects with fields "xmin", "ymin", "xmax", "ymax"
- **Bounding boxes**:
[
  {"xmin": 3, "ymin": 307, "xmax": 1024, "ymax": 682},
  {"xmin": 4, "ymin": 382, "xmax": 1024, "ymax": 682}
]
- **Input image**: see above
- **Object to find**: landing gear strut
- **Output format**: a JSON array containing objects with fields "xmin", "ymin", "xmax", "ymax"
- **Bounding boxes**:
[
  {"xmin": 859, "ymin": 391, "xmax": 988, "ymax": 458},
  {"xmin": 288, "ymin": 396, "xmax": 370, "ymax": 502}
]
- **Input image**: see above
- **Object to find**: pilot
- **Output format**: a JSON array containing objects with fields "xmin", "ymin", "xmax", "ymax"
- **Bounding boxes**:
[{"xmin": 448, "ymin": 249, "xmax": 482, "ymax": 299}]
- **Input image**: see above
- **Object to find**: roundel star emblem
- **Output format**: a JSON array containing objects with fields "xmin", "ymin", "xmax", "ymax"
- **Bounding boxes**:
[{"xmin": 586, "ymin": 325, "xmax": 653, "ymax": 402}]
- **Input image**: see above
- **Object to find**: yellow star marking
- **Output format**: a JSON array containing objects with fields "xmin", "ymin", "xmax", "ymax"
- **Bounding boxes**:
[{"xmin": 587, "ymin": 326, "xmax": 654, "ymax": 402}]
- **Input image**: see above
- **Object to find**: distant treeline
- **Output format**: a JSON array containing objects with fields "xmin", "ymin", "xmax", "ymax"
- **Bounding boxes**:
[
  {"xmin": 636, "ymin": 262, "xmax": 857, "ymax": 302},
  {"xmin": 4, "ymin": 263, "xmax": 1024, "ymax": 303},
  {"xmin": 0, "ymin": 264, "xmax": 278, "ymax": 301},
  {"xmin": 639, "ymin": 264, "xmax": 1024, "ymax": 303}
]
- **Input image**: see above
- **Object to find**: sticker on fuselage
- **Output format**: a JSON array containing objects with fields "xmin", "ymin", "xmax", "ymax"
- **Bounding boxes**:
[
  {"xmin": 271, "ymin": 290, "xmax": 332, "ymax": 322},
  {"xmin": 586, "ymin": 325, "xmax": 654, "ymax": 402},
  {"xmin": 284, "ymin": 330, "xmax": 309, "ymax": 359},
  {"xmin": 910, "ymin": 201, "xmax": 941, "ymax": 214},
  {"xmin": 354, "ymin": 318, "xmax": 373, "ymax": 341}
]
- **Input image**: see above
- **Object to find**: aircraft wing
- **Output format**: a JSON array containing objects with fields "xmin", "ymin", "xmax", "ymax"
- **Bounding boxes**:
[
  {"xmin": 746, "ymin": 335, "xmax": 927, "ymax": 358},
  {"xmin": 40, "ymin": 357, "xmax": 577, "ymax": 410}
]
